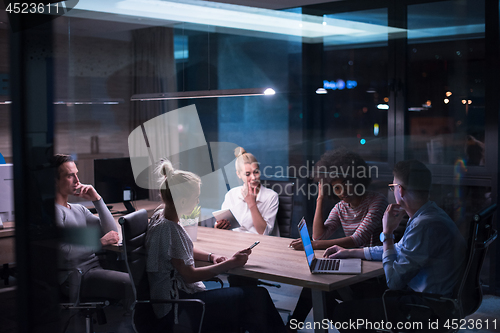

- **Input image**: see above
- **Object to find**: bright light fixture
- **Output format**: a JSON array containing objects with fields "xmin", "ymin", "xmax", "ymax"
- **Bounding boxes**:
[
  {"xmin": 264, "ymin": 88, "xmax": 276, "ymax": 95},
  {"xmin": 131, "ymin": 88, "xmax": 276, "ymax": 101}
]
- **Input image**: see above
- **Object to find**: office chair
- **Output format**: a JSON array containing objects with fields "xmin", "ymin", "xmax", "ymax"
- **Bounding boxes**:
[
  {"xmin": 381, "ymin": 203, "xmax": 498, "ymax": 333},
  {"xmin": 119, "ymin": 209, "xmax": 206, "ymax": 333},
  {"xmin": 262, "ymin": 179, "xmax": 295, "ymax": 238},
  {"xmin": 60, "ymin": 269, "xmax": 109, "ymax": 333}
]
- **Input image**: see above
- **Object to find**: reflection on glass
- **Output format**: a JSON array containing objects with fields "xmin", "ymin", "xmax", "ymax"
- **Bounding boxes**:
[
  {"xmin": 406, "ymin": 0, "xmax": 485, "ymax": 166},
  {"xmin": 321, "ymin": 9, "xmax": 389, "ymax": 163}
]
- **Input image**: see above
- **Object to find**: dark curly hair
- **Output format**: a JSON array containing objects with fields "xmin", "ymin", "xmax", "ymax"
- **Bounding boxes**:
[{"xmin": 314, "ymin": 148, "xmax": 372, "ymax": 189}]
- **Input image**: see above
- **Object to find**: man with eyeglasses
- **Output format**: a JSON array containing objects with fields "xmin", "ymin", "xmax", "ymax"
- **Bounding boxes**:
[{"xmin": 324, "ymin": 160, "xmax": 466, "ymax": 332}]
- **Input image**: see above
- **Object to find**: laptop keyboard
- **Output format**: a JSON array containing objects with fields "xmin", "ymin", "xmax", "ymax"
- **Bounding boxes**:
[{"xmin": 318, "ymin": 259, "xmax": 340, "ymax": 271}]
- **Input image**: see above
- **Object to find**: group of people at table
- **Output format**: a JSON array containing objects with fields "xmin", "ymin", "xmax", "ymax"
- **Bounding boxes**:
[{"xmin": 53, "ymin": 146, "xmax": 465, "ymax": 332}]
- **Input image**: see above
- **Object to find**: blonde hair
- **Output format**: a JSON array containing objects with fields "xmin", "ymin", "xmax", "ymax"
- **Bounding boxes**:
[
  {"xmin": 234, "ymin": 147, "xmax": 258, "ymax": 173},
  {"xmin": 156, "ymin": 159, "xmax": 201, "ymax": 216}
]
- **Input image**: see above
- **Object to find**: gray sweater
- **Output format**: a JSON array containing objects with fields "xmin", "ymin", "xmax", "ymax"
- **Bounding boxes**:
[{"xmin": 55, "ymin": 199, "xmax": 117, "ymax": 283}]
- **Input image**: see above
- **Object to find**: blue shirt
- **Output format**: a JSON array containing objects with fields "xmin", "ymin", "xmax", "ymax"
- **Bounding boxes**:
[{"xmin": 364, "ymin": 201, "xmax": 466, "ymax": 296}]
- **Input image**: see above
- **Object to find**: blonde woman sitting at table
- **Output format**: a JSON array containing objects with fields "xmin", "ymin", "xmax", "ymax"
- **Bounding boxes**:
[
  {"xmin": 216, "ymin": 147, "xmax": 279, "ymax": 236},
  {"xmin": 145, "ymin": 159, "xmax": 285, "ymax": 333}
]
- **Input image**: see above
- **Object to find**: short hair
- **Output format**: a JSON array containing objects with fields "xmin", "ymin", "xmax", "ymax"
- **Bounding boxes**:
[
  {"xmin": 314, "ymin": 148, "xmax": 372, "ymax": 188},
  {"xmin": 393, "ymin": 160, "xmax": 432, "ymax": 194},
  {"xmin": 51, "ymin": 154, "xmax": 74, "ymax": 179},
  {"xmin": 234, "ymin": 147, "xmax": 258, "ymax": 173},
  {"xmin": 156, "ymin": 158, "xmax": 201, "ymax": 215}
]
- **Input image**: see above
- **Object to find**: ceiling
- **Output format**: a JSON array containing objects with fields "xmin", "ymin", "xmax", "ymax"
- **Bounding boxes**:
[
  {"xmin": 202, "ymin": 0, "xmax": 341, "ymax": 10},
  {"xmin": 0, "ymin": 0, "xmax": 486, "ymax": 46}
]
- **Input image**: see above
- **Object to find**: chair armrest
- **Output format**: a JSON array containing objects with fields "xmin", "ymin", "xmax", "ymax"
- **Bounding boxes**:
[
  {"xmin": 477, "ymin": 229, "xmax": 497, "ymax": 249},
  {"xmin": 148, "ymin": 299, "xmax": 205, "ymax": 306}
]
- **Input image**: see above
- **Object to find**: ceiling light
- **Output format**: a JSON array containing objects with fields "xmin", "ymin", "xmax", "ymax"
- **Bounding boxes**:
[{"xmin": 131, "ymin": 88, "xmax": 275, "ymax": 101}]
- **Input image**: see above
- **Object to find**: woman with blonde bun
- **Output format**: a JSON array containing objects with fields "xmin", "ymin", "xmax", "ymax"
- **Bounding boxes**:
[
  {"xmin": 144, "ymin": 159, "xmax": 285, "ymax": 333},
  {"xmin": 216, "ymin": 147, "xmax": 279, "ymax": 236}
]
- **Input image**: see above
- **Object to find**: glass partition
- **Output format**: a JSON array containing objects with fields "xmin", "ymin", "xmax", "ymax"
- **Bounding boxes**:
[{"xmin": 406, "ymin": 0, "xmax": 485, "ymax": 166}]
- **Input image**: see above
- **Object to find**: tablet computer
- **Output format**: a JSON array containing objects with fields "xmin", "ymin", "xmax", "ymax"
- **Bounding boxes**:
[{"xmin": 212, "ymin": 209, "xmax": 241, "ymax": 229}]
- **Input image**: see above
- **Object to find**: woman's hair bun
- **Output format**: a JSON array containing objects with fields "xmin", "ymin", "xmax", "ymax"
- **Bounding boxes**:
[
  {"xmin": 234, "ymin": 147, "xmax": 247, "ymax": 158},
  {"xmin": 158, "ymin": 159, "xmax": 174, "ymax": 179}
]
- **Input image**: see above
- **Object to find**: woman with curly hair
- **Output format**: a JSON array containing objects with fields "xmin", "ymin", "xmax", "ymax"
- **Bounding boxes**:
[
  {"xmin": 287, "ymin": 149, "xmax": 388, "ymax": 330},
  {"xmin": 290, "ymin": 148, "xmax": 387, "ymax": 250}
]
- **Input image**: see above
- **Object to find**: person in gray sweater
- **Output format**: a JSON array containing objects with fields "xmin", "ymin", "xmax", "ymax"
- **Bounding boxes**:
[{"xmin": 53, "ymin": 154, "xmax": 132, "ymax": 309}]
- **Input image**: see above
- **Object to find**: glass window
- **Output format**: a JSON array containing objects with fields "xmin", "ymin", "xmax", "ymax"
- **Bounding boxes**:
[
  {"xmin": 321, "ymin": 9, "xmax": 390, "ymax": 163},
  {"xmin": 406, "ymin": 0, "xmax": 485, "ymax": 166}
]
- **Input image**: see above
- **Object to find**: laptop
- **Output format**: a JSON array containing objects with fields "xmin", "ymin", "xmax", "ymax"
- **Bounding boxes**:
[{"xmin": 298, "ymin": 217, "xmax": 362, "ymax": 274}]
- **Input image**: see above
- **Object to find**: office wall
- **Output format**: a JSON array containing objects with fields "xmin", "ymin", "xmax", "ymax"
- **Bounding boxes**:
[
  {"xmin": 53, "ymin": 21, "xmax": 133, "ymax": 158},
  {"xmin": 0, "ymin": 28, "xmax": 11, "ymax": 161}
]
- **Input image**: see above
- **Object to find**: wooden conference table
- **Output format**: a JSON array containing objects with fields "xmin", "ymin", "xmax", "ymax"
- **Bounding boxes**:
[{"xmin": 194, "ymin": 227, "xmax": 384, "ymax": 333}]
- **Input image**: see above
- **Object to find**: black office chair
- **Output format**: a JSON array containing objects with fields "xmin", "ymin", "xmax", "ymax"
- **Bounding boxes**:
[
  {"xmin": 119, "ymin": 209, "xmax": 206, "ymax": 333},
  {"xmin": 59, "ymin": 268, "xmax": 109, "ymax": 333},
  {"xmin": 381, "ymin": 203, "xmax": 498, "ymax": 333},
  {"xmin": 262, "ymin": 179, "xmax": 295, "ymax": 238}
]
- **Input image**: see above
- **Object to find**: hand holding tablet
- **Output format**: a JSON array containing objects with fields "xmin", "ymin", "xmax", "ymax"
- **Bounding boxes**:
[{"xmin": 213, "ymin": 208, "xmax": 241, "ymax": 229}]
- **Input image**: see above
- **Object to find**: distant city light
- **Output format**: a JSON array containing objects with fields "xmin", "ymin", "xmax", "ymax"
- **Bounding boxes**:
[
  {"xmin": 360, "ymin": 139, "xmax": 366, "ymax": 145},
  {"xmin": 446, "ymin": 91, "xmax": 452, "ymax": 97},
  {"xmin": 444, "ymin": 98, "xmax": 449, "ymax": 104},
  {"xmin": 426, "ymin": 100, "xmax": 432, "ymax": 107},
  {"xmin": 336, "ymin": 80, "xmax": 345, "ymax": 90},
  {"xmin": 377, "ymin": 104, "xmax": 389, "ymax": 110},
  {"xmin": 468, "ymin": 100, "xmax": 472, "ymax": 104},
  {"xmin": 383, "ymin": 97, "xmax": 389, "ymax": 103},
  {"xmin": 324, "ymin": 79, "xmax": 357, "ymax": 90},
  {"xmin": 316, "ymin": 88, "xmax": 327, "ymax": 94},
  {"xmin": 462, "ymin": 100, "xmax": 467, "ymax": 104},
  {"xmin": 374, "ymin": 123, "xmax": 379, "ymax": 136},
  {"xmin": 346, "ymin": 80, "xmax": 357, "ymax": 89}
]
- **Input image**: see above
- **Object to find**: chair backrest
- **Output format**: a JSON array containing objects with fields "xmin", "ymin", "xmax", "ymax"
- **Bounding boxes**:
[
  {"xmin": 456, "ymin": 203, "xmax": 498, "ymax": 317},
  {"xmin": 263, "ymin": 179, "xmax": 295, "ymax": 238},
  {"xmin": 118, "ymin": 209, "xmax": 150, "ymax": 301},
  {"xmin": 119, "ymin": 209, "xmax": 206, "ymax": 333}
]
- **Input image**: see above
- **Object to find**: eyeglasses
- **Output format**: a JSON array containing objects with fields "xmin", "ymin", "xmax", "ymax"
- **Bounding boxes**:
[{"xmin": 388, "ymin": 183, "xmax": 403, "ymax": 191}]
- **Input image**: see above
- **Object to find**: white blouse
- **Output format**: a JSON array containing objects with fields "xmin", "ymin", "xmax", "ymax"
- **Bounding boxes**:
[{"xmin": 221, "ymin": 185, "xmax": 279, "ymax": 236}]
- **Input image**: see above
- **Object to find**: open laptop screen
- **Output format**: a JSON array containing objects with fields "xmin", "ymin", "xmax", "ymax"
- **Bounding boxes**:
[{"xmin": 298, "ymin": 219, "xmax": 315, "ymax": 266}]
